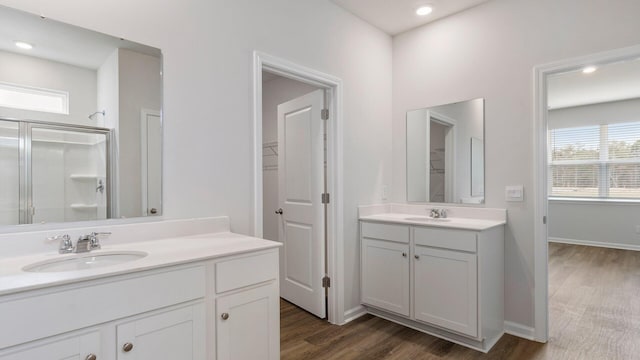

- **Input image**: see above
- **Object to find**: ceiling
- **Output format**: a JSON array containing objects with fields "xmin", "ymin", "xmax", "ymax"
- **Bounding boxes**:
[
  {"xmin": 0, "ymin": 5, "xmax": 160, "ymax": 70},
  {"xmin": 547, "ymin": 58, "xmax": 640, "ymax": 109},
  {"xmin": 331, "ymin": 0, "xmax": 490, "ymax": 35}
]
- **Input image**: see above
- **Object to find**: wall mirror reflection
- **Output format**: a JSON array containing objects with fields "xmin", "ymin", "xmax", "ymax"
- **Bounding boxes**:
[
  {"xmin": 0, "ymin": 5, "xmax": 162, "ymax": 225},
  {"xmin": 406, "ymin": 98, "xmax": 484, "ymax": 204}
]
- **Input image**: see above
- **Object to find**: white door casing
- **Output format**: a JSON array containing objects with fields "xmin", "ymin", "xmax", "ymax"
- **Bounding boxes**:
[
  {"xmin": 141, "ymin": 109, "xmax": 162, "ymax": 216},
  {"xmin": 277, "ymin": 89, "xmax": 326, "ymax": 318}
]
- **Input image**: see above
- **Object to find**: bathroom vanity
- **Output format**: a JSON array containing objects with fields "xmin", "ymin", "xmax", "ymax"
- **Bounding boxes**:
[
  {"xmin": 359, "ymin": 205, "xmax": 506, "ymax": 352},
  {"xmin": 0, "ymin": 217, "xmax": 280, "ymax": 360}
]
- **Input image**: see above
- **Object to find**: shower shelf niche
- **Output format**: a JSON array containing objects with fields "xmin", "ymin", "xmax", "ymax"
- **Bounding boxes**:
[
  {"xmin": 70, "ymin": 204, "xmax": 98, "ymax": 211},
  {"xmin": 70, "ymin": 174, "xmax": 99, "ymax": 181}
]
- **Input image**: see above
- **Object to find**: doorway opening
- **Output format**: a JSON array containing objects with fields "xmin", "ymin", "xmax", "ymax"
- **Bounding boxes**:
[
  {"xmin": 252, "ymin": 52, "xmax": 344, "ymax": 324},
  {"xmin": 533, "ymin": 44, "xmax": 640, "ymax": 345}
]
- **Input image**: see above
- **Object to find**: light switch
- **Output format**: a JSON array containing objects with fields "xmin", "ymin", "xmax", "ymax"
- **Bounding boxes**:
[{"xmin": 505, "ymin": 185, "xmax": 524, "ymax": 202}]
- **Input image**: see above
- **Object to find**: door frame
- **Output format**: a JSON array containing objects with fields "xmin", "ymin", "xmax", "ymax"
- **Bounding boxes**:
[
  {"xmin": 428, "ymin": 110, "xmax": 457, "ymax": 203},
  {"xmin": 532, "ymin": 43, "xmax": 640, "ymax": 342},
  {"xmin": 140, "ymin": 108, "xmax": 162, "ymax": 217},
  {"xmin": 252, "ymin": 51, "xmax": 344, "ymax": 324}
]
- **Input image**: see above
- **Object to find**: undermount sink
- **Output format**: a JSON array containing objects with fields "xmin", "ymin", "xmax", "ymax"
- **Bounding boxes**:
[
  {"xmin": 23, "ymin": 251, "xmax": 148, "ymax": 273},
  {"xmin": 404, "ymin": 216, "xmax": 452, "ymax": 222}
]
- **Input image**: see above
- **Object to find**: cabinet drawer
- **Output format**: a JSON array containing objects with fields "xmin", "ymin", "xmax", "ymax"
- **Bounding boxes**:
[
  {"xmin": 0, "ymin": 266, "xmax": 205, "ymax": 349},
  {"xmin": 216, "ymin": 251, "xmax": 278, "ymax": 293},
  {"xmin": 414, "ymin": 227, "xmax": 477, "ymax": 252},
  {"xmin": 361, "ymin": 222, "xmax": 409, "ymax": 244}
]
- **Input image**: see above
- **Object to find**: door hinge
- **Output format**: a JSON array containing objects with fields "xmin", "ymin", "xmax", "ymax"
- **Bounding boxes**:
[
  {"xmin": 322, "ymin": 276, "xmax": 331, "ymax": 288},
  {"xmin": 321, "ymin": 109, "xmax": 329, "ymax": 120},
  {"xmin": 321, "ymin": 193, "xmax": 330, "ymax": 204},
  {"xmin": 543, "ymin": 216, "xmax": 547, "ymax": 225}
]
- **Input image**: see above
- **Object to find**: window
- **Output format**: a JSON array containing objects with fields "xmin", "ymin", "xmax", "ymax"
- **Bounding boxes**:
[
  {"xmin": 0, "ymin": 82, "xmax": 69, "ymax": 114},
  {"xmin": 549, "ymin": 122, "xmax": 640, "ymax": 200}
]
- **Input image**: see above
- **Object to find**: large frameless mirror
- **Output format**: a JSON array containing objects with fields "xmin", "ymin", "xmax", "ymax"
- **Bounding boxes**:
[
  {"xmin": 406, "ymin": 98, "xmax": 485, "ymax": 204},
  {"xmin": 0, "ymin": 5, "xmax": 162, "ymax": 226}
]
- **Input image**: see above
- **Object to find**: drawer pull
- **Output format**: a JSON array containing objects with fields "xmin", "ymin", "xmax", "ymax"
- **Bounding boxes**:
[
  {"xmin": 221, "ymin": 312, "xmax": 230, "ymax": 320},
  {"xmin": 415, "ymin": 255, "xmax": 420, "ymax": 260},
  {"xmin": 402, "ymin": 252, "xmax": 407, "ymax": 257},
  {"xmin": 86, "ymin": 354, "xmax": 97, "ymax": 360},
  {"xmin": 122, "ymin": 342, "xmax": 134, "ymax": 352}
]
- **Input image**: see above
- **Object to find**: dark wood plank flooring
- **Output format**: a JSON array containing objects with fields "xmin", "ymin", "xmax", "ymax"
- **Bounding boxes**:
[{"xmin": 280, "ymin": 243, "xmax": 640, "ymax": 359}]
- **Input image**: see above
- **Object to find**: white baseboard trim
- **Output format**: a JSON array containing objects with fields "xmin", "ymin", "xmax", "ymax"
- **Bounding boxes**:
[
  {"xmin": 342, "ymin": 305, "xmax": 367, "ymax": 324},
  {"xmin": 504, "ymin": 321, "xmax": 536, "ymax": 341},
  {"xmin": 549, "ymin": 237, "xmax": 640, "ymax": 251}
]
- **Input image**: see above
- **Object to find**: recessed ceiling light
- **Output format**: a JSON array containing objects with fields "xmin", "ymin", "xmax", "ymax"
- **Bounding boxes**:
[
  {"xmin": 582, "ymin": 66, "xmax": 597, "ymax": 74},
  {"xmin": 416, "ymin": 6, "xmax": 433, "ymax": 16},
  {"xmin": 14, "ymin": 41, "xmax": 33, "ymax": 50}
]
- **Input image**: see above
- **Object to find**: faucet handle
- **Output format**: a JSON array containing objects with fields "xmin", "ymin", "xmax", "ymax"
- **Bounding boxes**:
[
  {"xmin": 89, "ymin": 232, "xmax": 111, "ymax": 250},
  {"xmin": 49, "ymin": 234, "xmax": 74, "ymax": 254}
]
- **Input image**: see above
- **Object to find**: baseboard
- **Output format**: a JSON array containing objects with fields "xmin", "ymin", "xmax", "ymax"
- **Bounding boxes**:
[
  {"xmin": 549, "ymin": 237, "xmax": 640, "ymax": 251},
  {"xmin": 504, "ymin": 321, "xmax": 536, "ymax": 341},
  {"xmin": 342, "ymin": 305, "xmax": 366, "ymax": 324}
]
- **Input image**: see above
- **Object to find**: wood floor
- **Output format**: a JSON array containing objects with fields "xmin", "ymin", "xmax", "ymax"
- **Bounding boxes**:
[{"xmin": 280, "ymin": 243, "xmax": 640, "ymax": 359}]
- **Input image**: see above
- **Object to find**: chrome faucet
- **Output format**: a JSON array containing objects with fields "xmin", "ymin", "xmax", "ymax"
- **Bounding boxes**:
[
  {"xmin": 75, "ymin": 232, "xmax": 111, "ymax": 253},
  {"xmin": 48, "ymin": 234, "xmax": 74, "ymax": 254},
  {"xmin": 430, "ymin": 208, "xmax": 447, "ymax": 218}
]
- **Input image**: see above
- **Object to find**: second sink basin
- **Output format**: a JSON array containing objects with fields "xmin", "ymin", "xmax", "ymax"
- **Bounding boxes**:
[
  {"xmin": 23, "ymin": 251, "xmax": 148, "ymax": 273},
  {"xmin": 404, "ymin": 216, "xmax": 452, "ymax": 222}
]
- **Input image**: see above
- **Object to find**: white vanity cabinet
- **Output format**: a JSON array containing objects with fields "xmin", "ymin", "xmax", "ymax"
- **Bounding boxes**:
[
  {"xmin": 214, "ymin": 251, "xmax": 280, "ymax": 360},
  {"xmin": 361, "ymin": 222, "xmax": 410, "ymax": 317},
  {"xmin": 360, "ymin": 220, "xmax": 504, "ymax": 352},
  {"xmin": 0, "ymin": 330, "xmax": 102, "ymax": 360},
  {"xmin": 0, "ymin": 247, "xmax": 280, "ymax": 360}
]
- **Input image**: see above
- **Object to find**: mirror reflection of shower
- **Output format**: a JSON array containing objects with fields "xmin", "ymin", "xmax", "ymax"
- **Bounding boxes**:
[
  {"xmin": 0, "ymin": 118, "xmax": 111, "ymax": 225},
  {"xmin": 88, "ymin": 110, "xmax": 105, "ymax": 120}
]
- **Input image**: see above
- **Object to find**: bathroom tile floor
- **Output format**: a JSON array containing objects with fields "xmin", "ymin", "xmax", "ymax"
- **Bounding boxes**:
[{"xmin": 280, "ymin": 243, "xmax": 640, "ymax": 359}]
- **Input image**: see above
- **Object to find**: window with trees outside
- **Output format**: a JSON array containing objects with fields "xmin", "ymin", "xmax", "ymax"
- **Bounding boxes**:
[{"xmin": 549, "ymin": 121, "xmax": 640, "ymax": 200}]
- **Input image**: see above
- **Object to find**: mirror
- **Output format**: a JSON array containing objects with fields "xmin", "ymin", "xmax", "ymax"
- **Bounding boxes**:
[
  {"xmin": 0, "ymin": 5, "xmax": 162, "ymax": 225},
  {"xmin": 406, "ymin": 98, "xmax": 484, "ymax": 204}
]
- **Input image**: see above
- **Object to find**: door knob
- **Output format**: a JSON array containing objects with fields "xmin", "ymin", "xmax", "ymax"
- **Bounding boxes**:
[
  {"xmin": 415, "ymin": 255, "xmax": 420, "ymax": 260},
  {"xmin": 122, "ymin": 342, "xmax": 134, "ymax": 352},
  {"xmin": 402, "ymin": 252, "xmax": 407, "ymax": 257},
  {"xmin": 149, "ymin": 208, "xmax": 158, "ymax": 214},
  {"xmin": 275, "ymin": 208, "xmax": 283, "ymax": 215},
  {"xmin": 86, "ymin": 355, "xmax": 97, "ymax": 360},
  {"xmin": 221, "ymin": 312, "xmax": 230, "ymax": 320}
]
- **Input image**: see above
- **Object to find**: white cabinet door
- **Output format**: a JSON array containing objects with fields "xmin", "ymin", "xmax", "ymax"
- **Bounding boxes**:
[
  {"xmin": 0, "ymin": 331, "xmax": 100, "ymax": 360},
  {"xmin": 361, "ymin": 238, "xmax": 410, "ymax": 317},
  {"xmin": 216, "ymin": 283, "xmax": 279, "ymax": 360},
  {"xmin": 414, "ymin": 245, "xmax": 478, "ymax": 337},
  {"xmin": 116, "ymin": 303, "xmax": 205, "ymax": 360}
]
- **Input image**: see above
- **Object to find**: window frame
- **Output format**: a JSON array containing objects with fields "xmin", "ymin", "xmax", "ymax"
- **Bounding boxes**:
[
  {"xmin": 548, "ymin": 123, "xmax": 640, "ymax": 201},
  {"xmin": 0, "ymin": 81, "xmax": 69, "ymax": 115}
]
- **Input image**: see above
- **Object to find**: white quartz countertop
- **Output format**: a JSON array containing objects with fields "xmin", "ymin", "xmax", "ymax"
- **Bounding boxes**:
[
  {"xmin": 359, "ymin": 213, "xmax": 505, "ymax": 231},
  {"xmin": 0, "ymin": 232, "xmax": 281, "ymax": 296}
]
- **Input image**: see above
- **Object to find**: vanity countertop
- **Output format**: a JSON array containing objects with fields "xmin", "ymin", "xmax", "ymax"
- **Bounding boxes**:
[
  {"xmin": 359, "ymin": 213, "xmax": 505, "ymax": 231},
  {"xmin": 0, "ymin": 232, "xmax": 280, "ymax": 296}
]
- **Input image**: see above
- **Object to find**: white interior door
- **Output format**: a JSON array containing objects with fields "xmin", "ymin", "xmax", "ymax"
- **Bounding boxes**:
[
  {"xmin": 141, "ymin": 110, "xmax": 162, "ymax": 216},
  {"xmin": 277, "ymin": 89, "xmax": 326, "ymax": 318}
]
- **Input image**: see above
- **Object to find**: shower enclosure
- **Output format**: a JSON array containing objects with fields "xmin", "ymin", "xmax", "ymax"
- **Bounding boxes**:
[{"xmin": 0, "ymin": 118, "xmax": 111, "ymax": 225}]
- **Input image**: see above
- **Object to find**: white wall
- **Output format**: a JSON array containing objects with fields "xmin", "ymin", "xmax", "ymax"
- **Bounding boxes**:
[
  {"xmin": 0, "ymin": 0, "xmax": 393, "ymax": 317},
  {"xmin": 549, "ymin": 200, "xmax": 640, "ymax": 248},
  {"xmin": 0, "ymin": 50, "xmax": 97, "ymax": 126},
  {"xmin": 261, "ymin": 74, "xmax": 318, "ymax": 242},
  {"xmin": 393, "ymin": 0, "xmax": 640, "ymax": 328}
]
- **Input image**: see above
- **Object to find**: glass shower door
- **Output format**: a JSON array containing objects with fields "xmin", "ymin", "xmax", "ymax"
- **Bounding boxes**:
[
  {"xmin": 30, "ymin": 126, "xmax": 110, "ymax": 223},
  {"xmin": 0, "ymin": 120, "xmax": 20, "ymax": 225}
]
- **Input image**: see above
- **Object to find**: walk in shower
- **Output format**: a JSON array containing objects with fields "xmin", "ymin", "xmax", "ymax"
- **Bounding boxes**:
[{"xmin": 0, "ymin": 118, "xmax": 111, "ymax": 225}]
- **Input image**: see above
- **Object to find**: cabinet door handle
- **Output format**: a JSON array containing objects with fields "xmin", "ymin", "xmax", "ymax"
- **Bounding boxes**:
[
  {"xmin": 414, "ymin": 255, "xmax": 420, "ymax": 260},
  {"xmin": 402, "ymin": 252, "xmax": 407, "ymax": 257},
  {"xmin": 86, "ymin": 355, "xmax": 97, "ymax": 360},
  {"xmin": 221, "ymin": 312, "xmax": 230, "ymax": 320},
  {"xmin": 122, "ymin": 342, "xmax": 134, "ymax": 352}
]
